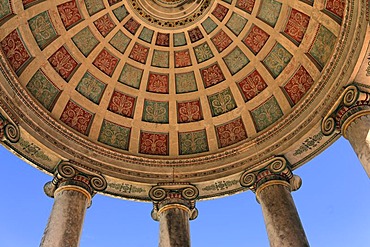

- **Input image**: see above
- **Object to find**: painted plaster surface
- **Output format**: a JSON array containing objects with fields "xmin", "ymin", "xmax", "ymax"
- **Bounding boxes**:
[
  {"xmin": 112, "ymin": 4, "xmax": 129, "ymax": 21},
  {"xmin": 179, "ymin": 129, "xmax": 208, "ymax": 155},
  {"xmin": 208, "ymin": 88, "xmax": 237, "ymax": 116},
  {"xmin": 109, "ymin": 31, "xmax": 131, "ymax": 53},
  {"xmin": 243, "ymin": 25, "xmax": 269, "ymax": 54},
  {"xmin": 60, "ymin": 100, "xmax": 94, "ymax": 135},
  {"xmin": 142, "ymin": 100, "xmax": 169, "ymax": 123},
  {"xmin": 84, "ymin": 0, "xmax": 105, "ymax": 16},
  {"xmin": 119, "ymin": 64, "xmax": 143, "ymax": 89},
  {"xmin": 174, "ymin": 32, "xmax": 187, "ymax": 46},
  {"xmin": 215, "ymin": 117, "xmax": 247, "ymax": 148},
  {"xmin": 237, "ymin": 70, "xmax": 267, "ymax": 102},
  {"xmin": 108, "ymin": 90, "xmax": 136, "ymax": 118},
  {"xmin": 76, "ymin": 72, "xmax": 106, "ymax": 104},
  {"xmin": 251, "ymin": 96, "xmax": 283, "ymax": 131},
  {"xmin": 0, "ymin": 0, "xmax": 12, "ymax": 22},
  {"xmin": 283, "ymin": 9, "xmax": 310, "ymax": 45},
  {"xmin": 236, "ymin": 0, "xmax": 255, "ymax": 13},
  {"xmin": 226, "ymin": 12, "xmax": 247, "ymax": 36},
  {"xmin": 99, "ymin": 120, "xmax": 131, "ymax": 150},
  {"xmin": 28, "ymin": 11, "xmax": 58, "ymax": 50},
  {"xmin": 94, "ymin": 14, "xmax": 116, "ymax": 37},
  {"xmin": 175, "ymin": 72, "xmax": 197, "ymax": 93},
  {"xmin": 257, "ymin": 0, "xmax": 282, "ymax": 27},
  {"xmin": 223, "ymin": 46, "xmax": 249, "ymax": 75},
  {"xmin": 177, "ymin": 100, "xmax": 203, "ymax": 123},
  {"xmin": 1, "ymin": 29, "xmax": 32, "ymax": 75},
  {"xmin": 139, "ymin": 131, "xmax": 169, "ymax": 155},
  {"xmin": 27, "ymin": 70, "xmax": 60, "ymax": 111},
  {"xmin": 48, "ymin": 46, "xmax": 79, "ymax": 81},
  {"xmin": 72, "ymin": 27, "xmax": 99, "ymax": 57},
  {"xmin": 202, "ymin": 18, "xmax": 217, "ymax": 34},
  {"xmin": 139, "ymin": 27, "xmax": 154, "ymax": 43},
  {"xmin": 57, "ymin": 0, "xmax": 84, "ymax": 30},
  {"xmin": 309, "ymin": 25, "xmax": 337, "ymax": 69},
  {"xmin": 188, "ymin": 27, "xmax": 204, "ymax": 43},
  {"xmin": 93, "ymin": 49, "xmax": 119, "ymax": 77}
]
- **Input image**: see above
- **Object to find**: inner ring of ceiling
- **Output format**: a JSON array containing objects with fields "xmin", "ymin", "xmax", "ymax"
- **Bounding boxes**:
[{"xmin": 128, "ymin": 0, "xmax": 214, "ymax": 28}]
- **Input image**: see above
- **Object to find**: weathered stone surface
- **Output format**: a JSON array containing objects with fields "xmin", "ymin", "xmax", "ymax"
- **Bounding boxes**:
[
  {"xmin": 256, "ymin": 182, "xmax": 309, "ymax": 247},
  {"xmin": 345, "ymin": 114, "xmax": 370, "ymax": 177},
  {"xmin": 159, "ymin": 207, "xmax": 190, "ymax": 247},
  {"xmin": 40, "ymin": 188, "xmax": 89, "ymax": 247}
]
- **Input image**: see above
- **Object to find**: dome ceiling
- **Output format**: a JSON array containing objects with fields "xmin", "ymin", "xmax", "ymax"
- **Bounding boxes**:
[{"xmin": 0, "ymin": 0, "xmax": 367, "ymax": 199}]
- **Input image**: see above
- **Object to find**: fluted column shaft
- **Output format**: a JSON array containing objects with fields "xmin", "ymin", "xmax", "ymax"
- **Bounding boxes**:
[
  {"xmin": 344, "ymin": 114, "xmax": 370, "ymax": 177},
  {"xmin": 256, "ymin": 181, "xmax": 309, "ymax": 247},
  {"xmin": 158, "ymin": 205, "xmax": 191, "ymax": 247},
  {"xmin": 40, "ymin": 186, "xmax": 91, "ymax": 247}
]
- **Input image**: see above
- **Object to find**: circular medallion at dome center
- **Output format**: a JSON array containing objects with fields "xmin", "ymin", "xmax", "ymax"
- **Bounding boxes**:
[{"xmin": 127, "ymin": 0, "xmax": 213, "ymax": 28}]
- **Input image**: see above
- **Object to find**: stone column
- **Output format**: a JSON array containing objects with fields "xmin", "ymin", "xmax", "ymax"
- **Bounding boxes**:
[
  {"xmin": 150, "ymin": 183, "xmax": 198, "ymax": 247},
  {"xmin": 40, "ymin": 162, "xmax": 107, "ymax": 247},
  {"xmin": 321, "ymin": 85, "xmax": 370, "ymax": 176},
  {"xmin": 345, "ymin": 114, "xmax": 370, "ymax": 174},
  {"xmin": 240, "ymin": 157, "xmax": 309, "ymax": 247}
]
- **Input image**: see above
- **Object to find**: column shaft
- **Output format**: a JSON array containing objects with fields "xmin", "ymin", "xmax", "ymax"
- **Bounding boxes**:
[
  {"xmin": 345, "ymin": 114, "xmax": 370, "ymax": 177},
  {"xmin": 159, "ymin": 206, "xmax": 190, "ymax": 247},
  {"xmin": 40, "ymin": 187, "xmax": 90, "ymax": 247},
  {"xmin": 257, "ymin": 181, "xmax": 309, "ymax": 247}
]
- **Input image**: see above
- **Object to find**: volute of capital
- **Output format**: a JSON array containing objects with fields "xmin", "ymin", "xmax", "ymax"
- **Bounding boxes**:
[
  {"xmin": 321, "ymin": 84, "xmax": 370, "ymax": 138},
  {"xmin": 43, "ymin": 161, "xmax": 107, "ymax": 198},
  {"xmin": 0, "ymin": 113, "xmax": 20, "ymax": 143},
  {"xmin": 149, "ymin": 183, "xmax": 199, "ymax": 221},
  {"xmin": 240, "ymin": 157, "xmax": 302, "ymax": 192}
]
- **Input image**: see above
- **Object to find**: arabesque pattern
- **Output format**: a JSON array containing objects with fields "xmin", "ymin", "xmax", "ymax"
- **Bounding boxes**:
[
  {"xmin": 60, "ymin": 100, "xmax": 94, "ymax": 135},
  {"xmin": 48, "ymin": 46, "xmax": 79, "ymax": 81},
  {"xmin": 139, "ymin": 131, "xmax": 169, "ymax": 155},
  {"xmin": 108, "ymin": 90, "xmax": 136, "ymax": 118},
  {"xmin": 27, "ymin": 70, "xmax": 60, "ymax": 111},
  {"xmin": 1, "ymin": 29, "xmax": 32, "ymax": 75}
]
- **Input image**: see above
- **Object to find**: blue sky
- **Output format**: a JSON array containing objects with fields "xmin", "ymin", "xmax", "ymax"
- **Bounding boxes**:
[{"xmin": 0, "ymin": 137, "xmax": 369, "ymax": 246}]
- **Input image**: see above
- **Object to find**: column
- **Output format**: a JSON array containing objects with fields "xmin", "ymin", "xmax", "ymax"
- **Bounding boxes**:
[
  {"xmin": 40, "ymin": 162, "xmax": 107, "ymax": 247},
  {"xmin": 150, "ymin": 184, "xmax": 198, "ymax": 247},
  {"xmin": 240, "ymin": 157, "xmax": 309, "ymax": 247},
  {"xmin": 321, "ymin": 85, "xmax": 370, "ymax": 176},
  {"xmin": 345, "ymin": 114, "xmax": 370, "ymax": 174}
]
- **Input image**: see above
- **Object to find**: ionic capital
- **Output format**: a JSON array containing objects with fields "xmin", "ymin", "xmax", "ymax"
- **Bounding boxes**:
[
  {"xmin": 149, "ymin": 183, "xmax": 199, "ymax": 221},
  {"xmin": 321, "ymin": 84, "xmax": 370, "ymax": 138},
  {"xmin": 0, "ymin": 113, "xmax": 20, "ymax": 143},
  {"xmin": 240, "ymin": 157, "xmax": 302, "ymax": 193},
  {"xmin": 43, "ymin": 161, "xmax": 107, "ymax": 200}
]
